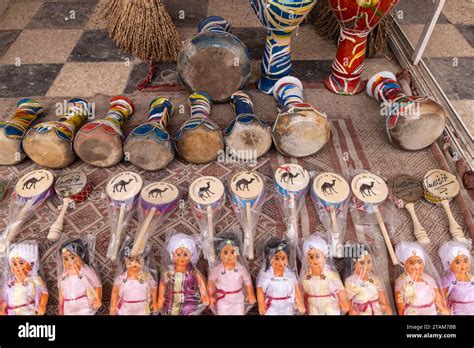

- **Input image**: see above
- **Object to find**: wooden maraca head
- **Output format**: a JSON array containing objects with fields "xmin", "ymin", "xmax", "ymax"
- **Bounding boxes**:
[
  {"xmin": 141, "ymin": 182, "xmax": 179, "ymax": 213},
  {"xmin": 351, "ymin": 172, "xmax": 388, "ymax": 205},
  {"xmin": 274, "ymin": 163, "xmax": 310, "ymax": 197},
  {"xmin": 388, "ymin": 174, "xmax": 424, "ymax": 205},
  {"xmin": 189, "ymin": 176, "xmax": 225, "ymax": 207},
  {"xmin": 423, "ymin": 169, "xmax": 460, "ymax": 203},
  {"xmin": 54, "ymin": 172, "xmax": 91, "ymax": 203},
  {"xmin": 106, "ymin": 172, "xmax": 143, "ymax": 204},
  {"xmin": 312, "ymin": 172, "xmax": 350, "ymax": 205},
  {"xmin": 15, "ymin": 169, "xmax": 55, "ymax": 202},
  {"xmin": 230, "ymin": 171, "xmax": 265, "ymax": 202}
]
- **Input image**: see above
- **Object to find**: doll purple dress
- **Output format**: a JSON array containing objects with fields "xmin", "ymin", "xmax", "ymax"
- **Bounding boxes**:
[
  {"xmin": 162, "ymin": 264, "xmax": 202, "ymax": 315},
  {"xmin": 442, "ymin": 272, "xmax": 474, "ymax": 315}
]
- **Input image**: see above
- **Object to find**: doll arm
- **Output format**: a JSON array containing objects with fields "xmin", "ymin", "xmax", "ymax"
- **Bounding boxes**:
[
  {"xmin": 58, "ymin": 288, "xmax": 64, "ymax": 315},
  {"xmin": 434, "ymin": 288, "xmax": 450, "ymax": 315},
  {"xmin": 337, "ymin": 289, "xmax": 350, "ymax": 313},
  {"xmin": 207, "ymin": 279, "xmax": 217, "ymax": 308},
  {"xmin": 394, "ymin": 290, "xmax": 405, "ymax": 315},
  {"xmin": 294, "ymin": 284, "xmax": 306, "ymax": 314},
  {"xmin": 37, "ymin": 292, "xmax": 49, "ymax": 315},
  {"xmin": 151, "ymin": 286, "xmax": 159, "ymax": 314},
  {"xmin": 110, "ymin": 284, "xmax": 120, "ymax": 315},
  {"xmin": 378, "ymin": 290, "xmax": 393, "ymax": 315},
  {"xmin": 257, "ymin": 287, "xmax": 266, "ymax": 315},
  {"xmin": 245, "ymin": 283, "xmax": 257, "ymax": 304},
  {"xmin": 1, "ymin": 301, "xmax": 7, "ymax": 315},
  {"xmin": 347, "ymin": 299, "xmax": 357, "ymax": 315},
  {"xmin": 196, "ymin": 271, "xmax": 209, "ymax": 306},
  {"xmin": 157, "ymin": 280, "xmax": 167, "ymax": 313},
  {"xmin": 91, "ymin": 287, "xmax": 102, "ymax": 309}
]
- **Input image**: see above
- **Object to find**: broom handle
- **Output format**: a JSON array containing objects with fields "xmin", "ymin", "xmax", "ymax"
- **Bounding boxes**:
[
  {"xmin": 374, "ymin": 205, "xmax": 399, "ymax": 265},
  {"xmin": 131, "ymin": 207, "xmax": 156, "ymax": 256},
  {"xmin": 246, "ymin": 202, "xmax": 254, "ymax": 260},
  {"xmin": 110, "ymin": 203, "xmax": 126, "ymax": 261},
  {"xmin": 207, "ymin": 205, "xmax": 215, "ymax": 264}
]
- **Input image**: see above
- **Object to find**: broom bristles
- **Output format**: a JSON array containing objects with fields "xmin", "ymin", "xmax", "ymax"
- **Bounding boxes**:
[{"xmin": 103, "ymin": 0, "xmax": 181, "ymax": 62}]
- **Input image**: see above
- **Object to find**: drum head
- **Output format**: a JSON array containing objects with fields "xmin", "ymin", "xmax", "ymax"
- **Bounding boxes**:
[
  {"xmin": 189, "ymin": 176, "xmax": 225, "ymax": 205},
  {"xmin": 388, "ymin": 174, "xmax": 423, "ymax": 203},
  {"xmin": 106, "ymin": 172, "xmax": 143, "ymax": 202},
  {"xmin": 230, "ymin": 171, "xmax": 264, "ymax": 200},
  {"xmin": 55, "ymin": 172, "xmax": 88, "ymax": 198},
  {"xmin": 16, "ymin": 169, "xmax": 54, "ymax": 198},
  {"xmin": 351, "ymin": 173, "xmax": 388, "ymax": 204},
  {"xmin": 274, "ymin": 164, "xmax": 310, "ymax": 194},
  {"xmin": 423, "ymin": 169, "xmax": 459, "ymax": 200},
  {"xmin": 312, "ymin": 172, "xmax": 350, "ymax": 204},
  {"xmin": 141, "ymin": 182, "xmax": 179, "ymax": 207}
]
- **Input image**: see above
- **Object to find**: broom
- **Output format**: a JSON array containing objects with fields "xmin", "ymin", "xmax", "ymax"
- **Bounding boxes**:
[
  {"xmin": 308, "ymin": 0, "xmax": 394, "ymax": 57},
  {"xmin": 103, "ymin": 0, "xmax": 181, "ymax": 62}
]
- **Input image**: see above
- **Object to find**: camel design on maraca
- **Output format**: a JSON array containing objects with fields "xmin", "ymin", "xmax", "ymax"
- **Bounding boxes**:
[
  {"xmin": 321, "ymin": 180, "xmax": 337, "ymax": 195},
  {"xmin": 113, "ymin": 179, "xmax": 133, "ymax": 193},
  {"xmin": 236, "ymin": 178, "xmax": 256, "ymax": 192},
  {"xmin": 148, "ymin": 187, "xmax": 169, "ymax": 198},
  {"xmin": 359, "ymin": 181, "xmax": 376, "ymax": 198},
  {"xmin": 198, "ymin": 182, "xmax": 214, "ymax": 199},
  {"xmin": 22, "ymin": 176, "xmax": 45, "ymax": 190},
  {"xmin": 280, "ymin": 171, "xmax": 300, "ymax": 185}
]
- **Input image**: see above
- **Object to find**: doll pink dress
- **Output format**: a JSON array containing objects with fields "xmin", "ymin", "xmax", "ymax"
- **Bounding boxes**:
[
  {"xmin": 301, "ymin": 268, "xmax": 345, "ymax": 315},
  {"xmin": 114, "ymin": 272, "xmax": 157, "ymax": 315},
  {"xmin": 209, "ymin": 263, "xmax": 252, "ymax": 315},
  {"xmin": 257, "ymin": 268, "xmax": 298, "ymax": 315},
  {"xmin": 60, "ymin": 264, "xmax": 102, "ymax": 315},
  {"xmin": 442, "ymin": 271, "xmax": 474, "ymax": 315},
  {"xmin": 345, "ymin": 273, "xmax": 384, "ymax": 315},
  {"xmin": 395, "ymin": 273, "xmax": 438, "ymax": 315},
  {"xmin": 3, "ymin": 276, "xmax": 47, "ymax": 315}
]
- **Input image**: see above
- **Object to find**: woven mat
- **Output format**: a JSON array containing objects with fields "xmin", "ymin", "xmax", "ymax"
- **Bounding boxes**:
[{"xmin": 0, "ymin": 88, "xmax": 472, "ymax": 315}]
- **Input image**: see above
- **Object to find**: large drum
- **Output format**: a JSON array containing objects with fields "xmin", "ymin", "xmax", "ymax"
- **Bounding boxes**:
[
  {"xmin": 250, "ymin": 0, "xmax": 316, "ymax": 94},
  {"xmin": 367, "ymin": 71, "xmax": 446, "ymax": 150},
  {"xmin": 325, "ymin": 0, "xmax": 399, "ymax": 95},
  {"xmin": 178, "ymin": 16, "xmax": 251, "ymax": 103}
]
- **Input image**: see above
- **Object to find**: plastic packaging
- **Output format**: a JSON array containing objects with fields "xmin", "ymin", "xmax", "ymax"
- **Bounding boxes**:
[
  {"xmin": 157, "ymin": 232, "xmax": 209, "ymax": 315},
  {"xmin": 1, "ymin": 241, "xmax": 48, "ymax": 315},
  {"xmin": 57, "ymin": 236, "xmax": 102, "ymax": 315},
  {"xmin": 298, "ymin": 234, "xmax": 349, "ymax": 315},
  {"xmin": 207, "ymin": 230, "xmax": 256, "ymax": 315},
  {"xmin": 394, "ymin": 241, "xmax": 449, "ymax": 315}
]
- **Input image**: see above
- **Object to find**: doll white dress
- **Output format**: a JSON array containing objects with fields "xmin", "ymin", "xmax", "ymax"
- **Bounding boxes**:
[
  {"xmin": 301, "ymin": 268, "xmax": 345, "ymax": 315},
  {"xmin": 3, "ymin": 275, "xmax": 47, "ymax": 315},
  {"xmin": 395, "ymin": 273, "xmax": 438, "ymax": 315},
  {"xmin": 257, "ymin": 268, "xmax": 298, "ymax": 315},
  {"xmin": 345, "ymin": 273, "xmax": 384, "ymax": 315}
]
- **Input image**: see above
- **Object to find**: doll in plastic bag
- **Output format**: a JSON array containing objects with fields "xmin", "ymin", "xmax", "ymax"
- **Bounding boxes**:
[
  {"xmin": 257, "ymin": 237, "xmax": 305, "ymax": 315},
  {"xmin": 343, "ymin": 243, "xmax": 392, "ymax": 315},
  {"xmin": 394, "ymin": 241, "xmax": 449, "ymax": 315},
  {"xmin": 438, "ymin": 241, "xmax": 474, "ymax": 315},
  {"xmin": 58, "ymin": 238, "xmax": 102, "ymax": 315},
  {"xmin": 207, "ymin": 231, "xmax": 256, "ymax": 315},
  {"xmin": 110, "ymin": 239, "xmax": 158, "ymax": 315},
  {"xmin": 157, "ymin": 233, "xmax": 209, "ymax": 315},
  {"xmin": 299, "ymin": 235, "xmax": 349, "ymax": 315},
  {"xmin": 1, "ymin": 242, "xmax": 48, "ymax": 315}
]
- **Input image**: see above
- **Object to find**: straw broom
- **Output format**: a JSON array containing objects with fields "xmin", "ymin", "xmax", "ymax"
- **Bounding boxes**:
[{"xmin": 103, "ymin": 0, "xmax": 181, "ymax": 62}]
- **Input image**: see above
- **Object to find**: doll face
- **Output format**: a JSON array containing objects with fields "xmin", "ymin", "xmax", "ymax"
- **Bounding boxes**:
[
  {"xmin": 450, "ymin": 255, "xmax": 470, "ymax": 274},
  {"xmin": 271, "ymin": 250, "xmax": 288, "ymax": 273},
  {"xmin": 404, "ymin": 255, "xmax": 424, "ymax": 275},
  {"xmin": 220, "ymin": 245, "xmax": 238, "ymax": 267},
  {"xmin": 10, "ymin": 257, "xmax": 32, "ymax": 279},
  {"xmin": 62, "ymin": 250, "xmax": 83, "ymax": 272},
  {"xmin": 173, "ymin": 247, "xmax": 191, "ymax": 267},
  {"xmin": 125, "ymin": 256, "xmax": 144, "ymax": 272},
  {"xmin": 354, "ymin": 254, "xmax": 372, "ymax": 275},
  {"xmin": 307, "ymin": 248, "xmax": 326, "ymax": 271}
]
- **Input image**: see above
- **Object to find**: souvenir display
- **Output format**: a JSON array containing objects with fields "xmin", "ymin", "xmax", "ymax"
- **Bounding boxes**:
[
  {"xmin": 250, "ymin": 0, "xmax": 316, "ymax": 94},
  {"xmin": 74, "ymin": 96, "xmax": 134, "ymax": 167},
  {"xmin": 299, "ymin": 235, "xmax": 349, "ymax": 315},
  {"xmin": 131, "ymin": 182, "xmax": 179, "ymax": 256},
  {"xmin": 311, "ymin": 172, "xmax": 350, "ymax": 257},
  {"xmin": 110, "ymin": 239, "xmax": 158, "ymax": 315},
  {"xmin": 189, "ymin": 176, "xmax": 226, "ymax": 263},
  {"xmin": 274, "ymin": 164, "xmax": 310, "ymax": 247},
  {"xmin": 124, "ymin": 97, "xmax": 174, "ymax": 171},
  {"xmin": 48, "ymin": 172, "xmax": 92, "ymax": 241},
  {"xmin": 58, "ymin": 238, "xmax": 102, "ymax": 315},
  {"xmin": 157, "ymin": 233, "xmax": 209, "ymax": 315},
  {"xmin": 178, "ymin": 16, "xmax": 251, "ymax": 102},
  {"xmin": 1, "ymin": 242, "xmax": 48, "ymax": 315},
  {"xmin": 388, "ymin": 174, "xmax": 430, "ymax": 245},
  {"xmin": 438, "ymin": 241, "xmax": 474, "ymax": 315},
  {"xmin": 256, "ymin": 238, "xmax": 305, "ymax": 315},
  {"xmin": 325, "ymin": 0, "xmax": 399, "ymax": 95},
  {"xmin": 0, "ymin": 170, "xmax": 54, "ymax": 254},
  {"xmin": 23, "ymin": 98, "xmax": 90, "ymax": 168},
  {"xmin": 272, "ymin": 76, "xmax": 331, "ymax": 157},
  {"xmin": 351, "ymin": 172, "xmax": 399, "ymax": 265},
  {"xmin": 423, "ymin": 169, "xmax": 467, "ymax": 243},
  {"xmin": 394, "ymin": 241, "xmax": 449, "ymax": 315},
  {"xmin": 224, "ymin": 91, "xmax": 272, "ymax": 160},
  {"xmin": 343, "ymin": 243, "xmax": 393, "ymax": 315},
  {"xmin": 207, "ymin": 231, "xmax": 256, "ymax": 315},
  {"xmin": 175, "ymin": 92, "xmax": 224, "ymax": 164},
  {"xmin": 106, "ymin": 172, "xmax": 143, "ymax": 261},
  {"xmin": 228, "ymin": 170, "xmax": 266, "ymax": 260},
  {"xmin": 367, "ymin": 71, "xmax": 446, "ymax": 150},
  {"xmin": 0, "ymin": 99, "xmax": 44, "ymax": 166}
]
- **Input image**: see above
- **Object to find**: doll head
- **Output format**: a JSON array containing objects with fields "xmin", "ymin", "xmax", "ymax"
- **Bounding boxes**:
[
  {"xmin": 9, "ymin": 243, "xmax": 39, "ymax": 281},
  {"xmin": 214, "ymin": 232, "xmax": 240, "ymax": 268},
  {"xmin": 61, "ymin": 239, "xmax": 88, "ymax": 272},
  {"xmin": 343, "ymin": 244, "xmax": 372, "ymax": 279},
  {"xmin": 439, "ymin": 241, "xmax": 471, "ymax": 276},
  {"xmin": 302, "ymin": 235, "xmax": 328, "ymax": 274},
  {"xmin": 167, "ymin": 233, "xmax": 198, "ymax": 268},
  {"xmin": 120, "ymin": 240, "xmax": 146, "ymax": 274},
  {"xmin": 396, "ymin": 242, "xmax": 426, "ymax": 277},
  {"xmin": 264, "ymin": 238, "xmax": 290, "ymax": 273}
]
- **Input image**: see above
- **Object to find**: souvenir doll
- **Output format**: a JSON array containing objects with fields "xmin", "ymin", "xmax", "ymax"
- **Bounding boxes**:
[
  {"xmin": 300, "ymin": 235, "xmax": 349, "ymax": 315},
  {"xmin": 344, "ymin": 244, "xmax": 392, "ymax": 315},
  {"xmin": 257, "ymin": 238, "xmax": 305, "ymax": 315},
  {"xmin": 438, "ymin": 241, "xmax": 474, "ymax": 315},
  {"xmin": 58, "ymin": 239, "xmax": 102, "ymax": 315},
  {"xmin": 110, "ymin": 240, "xmax": 158, "ymax": 315},
  {"xmin": 394, "ymin": 241, "xmax": 449, "ymax": 315},
  {"xmin": 157, "ymin": 233, "xmax": 209, "ymax": 315},
  {"xmin": 207, "ymin": 232, "xmax": 256, "ymax": 315},
  {"xmin": 1, "ymin": 242, "xmax": 48, "ymax": 315}
]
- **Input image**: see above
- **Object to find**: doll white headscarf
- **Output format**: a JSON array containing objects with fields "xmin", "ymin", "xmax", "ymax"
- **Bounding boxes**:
[
  {"xmin": 9, "ymin": 242, "xmax": 40, "ymax": 275},
  {"xmin": 438, "ymin": 241, "xmax": 471, "ymax": 271},
  {"xmin": 396, "ymin": 241, "xmax": 426, "ymax": 265},
  {"xmin": 167, "ymin": 233, "xmax": 198, "ymax": 265},
  {"xmin": 302, "ymin": 235, "xmax": 328, "ymax": 257}
]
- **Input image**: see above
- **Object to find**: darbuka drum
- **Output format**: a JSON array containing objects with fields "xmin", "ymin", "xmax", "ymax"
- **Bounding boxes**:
[
  {"xmin": 178, "ymin": 16, "xmax": 251, "ymax": 103},
  {"xmin": 367, "ymin": 71, "xmax": 446, "ymax": 151}
]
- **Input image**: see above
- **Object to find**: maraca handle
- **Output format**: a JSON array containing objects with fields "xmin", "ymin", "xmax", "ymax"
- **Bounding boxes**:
[
  {"xmin": 405, "ymin": 203, "xmax": 430, "ymax": 245},
  {"xmin": 47, "ymin": 198, "xmax": 71, "ymax": 241},
  {"xmin": 440, "ymin": 200, "xmax": 467, "ymax": 242},
  {"xmin": 374, "ymin": 208, "xmax": 399, "ymax": 265},
  {"xmin": 207, "ymin": 206, "xmax": 216, "ymax": 264},
  {"xmin": 245, "ymin": 203, "xmax": 254, "ymax": 260},
  {"xmin": 131, "ymin": 208, "xmax": 156, "ymax": 256},
  {"xmin": 110, "ymin": 203, "xmax": 126, "ymax": 261}
]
